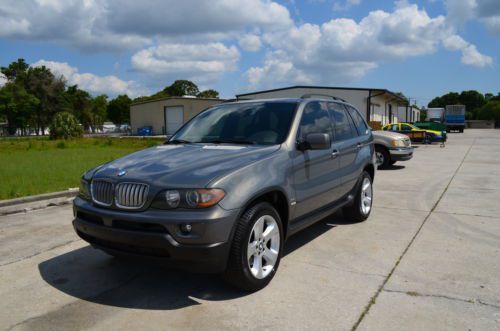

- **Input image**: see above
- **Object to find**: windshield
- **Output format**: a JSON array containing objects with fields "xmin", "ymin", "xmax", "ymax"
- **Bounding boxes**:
[{"xmin": 170, "ymin": 101, "xmax": 298, "ymax": 145}]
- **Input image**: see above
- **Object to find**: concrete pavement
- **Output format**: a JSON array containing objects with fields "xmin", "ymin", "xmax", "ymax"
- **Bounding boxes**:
[{"xmin": 1, "ymin": 129, "xmax": 499, "ymax": 330}]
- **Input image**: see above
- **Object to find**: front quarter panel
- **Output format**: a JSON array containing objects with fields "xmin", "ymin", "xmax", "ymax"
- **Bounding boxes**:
[{"xmin": 208, "ymin": 147, "xmax": 293, "ymax": 211}]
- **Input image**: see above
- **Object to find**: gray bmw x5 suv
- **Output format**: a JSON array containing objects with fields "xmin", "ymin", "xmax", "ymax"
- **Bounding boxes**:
[{"xmin": 73, "ymin": 96, "xmax": 376, "ymax": 291}]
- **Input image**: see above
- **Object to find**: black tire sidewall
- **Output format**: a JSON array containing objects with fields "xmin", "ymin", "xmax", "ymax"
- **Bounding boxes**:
[
  {"xmin": 227, "ymin": 202, "xmax": 284, "ymax": 291},
  {"xmin": 375, "ymin": 146, "xmax": 390, "ymax": 168}
]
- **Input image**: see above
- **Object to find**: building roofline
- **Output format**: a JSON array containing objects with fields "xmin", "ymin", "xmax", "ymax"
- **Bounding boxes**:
[
  {"xmin": 236, "ymin": 85, "xmax": 408, "ymax": 104},
  {"xmin": 131, "ymin": 96, "xmax": 225, "ymax": 106}
]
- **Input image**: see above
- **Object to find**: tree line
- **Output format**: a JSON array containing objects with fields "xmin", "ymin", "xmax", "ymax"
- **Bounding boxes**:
[
  {"xmin": 0, "ymin": 59, "xmax": 219, "ymax": 136},
  {"xmin": 428, "ymin": 90, "xmax": 500, "ymax": 122}
]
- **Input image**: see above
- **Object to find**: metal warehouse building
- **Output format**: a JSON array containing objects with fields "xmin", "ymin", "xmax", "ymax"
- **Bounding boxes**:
[
  {"xmin": 130, "ymin": 97, "xmax": 224, "ymax": 135},
  {"xmin": 236, "ymin": 86, "xmax": 419, "ymax": 126}
]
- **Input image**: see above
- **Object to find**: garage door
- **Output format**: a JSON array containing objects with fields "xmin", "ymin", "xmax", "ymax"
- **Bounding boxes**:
[{"xmin": 165, "ymin": 106, "xmax": 184, "ymax": 135}]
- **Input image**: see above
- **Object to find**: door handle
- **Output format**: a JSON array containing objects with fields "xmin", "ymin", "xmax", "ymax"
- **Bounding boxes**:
[
  {"xmin": 356, "ymin": 143, "xmax": 362, "ymax": 149},
  {"xmin": 331, "ymin": 150, "xmax": 339, "ymax": 158}
]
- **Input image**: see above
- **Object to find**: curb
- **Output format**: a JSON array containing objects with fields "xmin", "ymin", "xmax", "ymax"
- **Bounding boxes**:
[{"xmin": 0, "ymin": 189, "xmax": 78, "ymax": 209}]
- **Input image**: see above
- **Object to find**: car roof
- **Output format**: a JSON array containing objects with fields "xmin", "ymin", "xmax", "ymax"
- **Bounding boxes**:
[{"xmin": 227, "ymin": 97, "xmax": 352, "ymax": 107}]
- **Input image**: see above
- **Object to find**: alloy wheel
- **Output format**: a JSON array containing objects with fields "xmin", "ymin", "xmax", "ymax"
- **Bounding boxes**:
[
  {"xmin": 360, "ymin": 177, "xmax": 372, "ymax": 215},
  {"xmin": 247, "ymin": 215, "xmax": 280, "ymax": 279}
]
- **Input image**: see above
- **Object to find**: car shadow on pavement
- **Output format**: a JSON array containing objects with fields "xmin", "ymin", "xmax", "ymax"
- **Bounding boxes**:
[
  {"xmin": 380, "ymin": 165, "xmax": 406, "ymax": 171},
  {"xmin": 38, "ymin": 211, "xmax": 349, "ymax": 310}
]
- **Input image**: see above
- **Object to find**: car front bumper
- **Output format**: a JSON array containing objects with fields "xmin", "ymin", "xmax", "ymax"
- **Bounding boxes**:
[
  {"xmin": 389, "ymin": 147, "xmax": 414, "ymax": 161},
  {"xmin": 72, "ymin": 196, "xmax": 240, "ymax": 272}
]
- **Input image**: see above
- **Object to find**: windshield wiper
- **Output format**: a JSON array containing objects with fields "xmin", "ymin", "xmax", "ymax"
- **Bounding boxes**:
[
  {"xmin": 204, "ymin": 139, "xmax": 256, "ymax": 145},
  {"xmin": 166, "ymin": 139, "xmax": 193, "ymax": 144}
]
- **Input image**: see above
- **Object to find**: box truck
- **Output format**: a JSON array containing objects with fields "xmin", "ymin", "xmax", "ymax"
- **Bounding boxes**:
[{"xmin": 445, "ymin": 105, "xmax": 466, "ymax": 133}]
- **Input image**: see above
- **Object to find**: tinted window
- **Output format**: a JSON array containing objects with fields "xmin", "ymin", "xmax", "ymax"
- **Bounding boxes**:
[
  {"xmin": 297, "ymin": 101, "xmax": 333, "ymax": 141},
  {"xmin": 328, "ymin": 103, "xmax": 357, "ymax": 141},
  {"xmin": 346, "ymin": 105, "xmax": 369, "ymax": 135},
  {"xmin": 172, "ymin": 101, "xmax": 297, "ymax": 145},
  {"xmin": 401, "ymin": 124, "xmax": 412, "ymax": 131}
]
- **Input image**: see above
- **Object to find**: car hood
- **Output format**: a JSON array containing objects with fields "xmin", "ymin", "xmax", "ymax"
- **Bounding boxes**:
[
  {"xmin": 91, "ymin": 144, "xmax": 281, "ymax": 188},
  {"xmin": 373, "ymin": 130, "xmax": 408, "ymax": 139}
]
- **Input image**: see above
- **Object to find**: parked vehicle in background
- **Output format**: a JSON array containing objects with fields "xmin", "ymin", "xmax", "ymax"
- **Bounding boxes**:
[
  {"xmin": 382, "ymin": 123, "xmax": 446, "ymax": 144},
  {"xmin": 413, "ymin": 121, "xmax": 447, "ymax": 133},
  {"xmin": 427, "ymin": 108, "xmax": 445, "ymax": 123},
  {"xmin": 101, "ymin": 122, "xmax": 117, "ymax": 133},
  {"xmin": 372, "ymin": 131, "xmax": 413, "ymax": 169},
  {"xmin": 445, "ymin": 105, "xmax": 466, "ymax": 132},
  {"xmin": 73, "ymin": 96, "xmax": 376, "ymax": 291}
]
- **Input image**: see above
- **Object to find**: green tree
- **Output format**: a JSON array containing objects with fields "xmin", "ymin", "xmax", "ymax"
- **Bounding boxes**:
[
  {"xmin": 64, "ymin": 85, "xmax": 93, "ymax": 131},
  {"xmin": 26, "ymin": 66, "xmax": 67, "ymax": 135},
  {"xmin": 0, "ymin": 82, "xmax": 39, "ymax": 135},
  {"xmin": 428, "ymin": 92, "xmax": 460, "ymax": 108},
  {"xmin": 477, "ymin": 101, "xmax": 500, "ymax": 123},
  {"xmin": 1, "ymin": 59, "xmax": 29, "ymax": 83},
  {"xmin": 89, "ymin": 95, "xmax": 108, "ymax": 132},
  {"xmin": 163, "ymin": 80, "xmax": 199, "ymax": 96},
  {"xmin": 107, "ymin": 94, "xmax": 131, "ymax": 125},
  {"xmin": 197, "ymin": 89, "xmax": 219, "ymax": 98},
  {"xmin": 458, "ymin": 90, "xmax": 486, "ymax": 113},
  {"xmin": 49, "ymin": 111, "xmax": 83, "ymax": 139}
]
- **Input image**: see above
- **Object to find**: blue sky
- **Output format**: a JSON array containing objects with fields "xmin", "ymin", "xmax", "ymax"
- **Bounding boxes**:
[{"xmin": 0, "ymin": 0, "xmax": 498, "ymax": 106}]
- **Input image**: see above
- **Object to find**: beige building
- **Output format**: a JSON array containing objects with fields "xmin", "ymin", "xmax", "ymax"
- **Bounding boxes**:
[
  {"xmin": 236, "ymin": 86, "xmax": 411, "ymax": 125},
  {"xmin": 130, "ymin": 97, "xmax": 224, "ymax": 135}
]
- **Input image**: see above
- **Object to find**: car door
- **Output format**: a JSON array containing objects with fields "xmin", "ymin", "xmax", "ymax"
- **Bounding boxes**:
[
  {"xmin": 327, "ymin": 103, "xmax": 360, "ymax": 197},
  {"xmin": 291, "ymin": 101, "xmax": 342, "ymax": 220},
  {"xmin": 344, "ymin": 104, "xmax": 373, "ymax": 192}
]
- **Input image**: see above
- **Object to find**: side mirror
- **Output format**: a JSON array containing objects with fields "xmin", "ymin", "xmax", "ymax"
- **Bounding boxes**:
[{"xmin": 298, "ymin": 133, "xmax": 331, "ymax": 151}]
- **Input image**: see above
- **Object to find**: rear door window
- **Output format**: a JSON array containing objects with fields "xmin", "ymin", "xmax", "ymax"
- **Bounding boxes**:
[{"xmin": 345, "ymin": 105, "xmax": 369, "ymax": 135}]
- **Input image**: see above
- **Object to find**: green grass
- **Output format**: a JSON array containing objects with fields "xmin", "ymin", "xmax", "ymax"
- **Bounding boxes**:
[{"xmin": 0, "ymin": 137, "xmax": 162, "ymax": 200}]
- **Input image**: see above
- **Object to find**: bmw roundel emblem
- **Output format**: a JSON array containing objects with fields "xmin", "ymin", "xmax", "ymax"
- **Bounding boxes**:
[{"xmin": 117, "ymin": 169, "xmax": 126, "ymax": 177}]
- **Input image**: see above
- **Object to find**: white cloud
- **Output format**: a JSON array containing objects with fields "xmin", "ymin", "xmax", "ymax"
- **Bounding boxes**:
[
  {"xmin": 0, "ymin": 0, "xmax": 292, "ymax": 51},
  {"xmin": 333, "ymin": 0, "xmax": 362, "ymax": 12},
  {"xmin": 247, "ymin": 2, "xmax": 492, "ymax": 89},
  {"xmin": 442, "ymin": 34, "xmax": 492, "ymax": 67},
  {"xmin": 33, "ymin": 60, "xmax": 148, "ymax": 97},
  {"xmin": 239, "ymin": 34, "xmax": 262, "ymax": 52},
  {"xmin": 445, "ymin": 0, "xmax": 500, "ymax": 34},
  {"xmin": 131, "ymin": 42, "xmax": 240, "ymax": 85}
]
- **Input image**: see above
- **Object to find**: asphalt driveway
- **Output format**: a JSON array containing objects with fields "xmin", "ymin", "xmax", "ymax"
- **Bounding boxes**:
[{"xmin": 1, "ymin": 129, "xmax": 499, "ymax": 330}]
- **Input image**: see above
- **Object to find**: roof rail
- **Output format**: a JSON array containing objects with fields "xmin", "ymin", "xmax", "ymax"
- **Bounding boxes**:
[
  {"xmin": 301, "ymin": 94, "xmax": 347, "ymax": 102},
  {"xmin": 222, "ymin": 97, "xmax": 253, "ymax": 103}
]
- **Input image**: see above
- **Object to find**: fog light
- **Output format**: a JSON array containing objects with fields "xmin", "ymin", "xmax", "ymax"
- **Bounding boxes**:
[{"xmin": 180, "ymin": 224, "xmax": 192, "ymax": 234}]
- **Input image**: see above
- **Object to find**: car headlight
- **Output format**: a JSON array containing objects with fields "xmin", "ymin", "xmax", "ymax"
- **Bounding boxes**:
[
  {"xmin": 391, "ymin": 139, "xmax": 405, "ymax": 147},
  {"xmin": 79, "ymin": 179, "xmax": 91, "ymax": 200},
  {"xmin": 151, "ymin": 188, "xmax": 225, "ymax": 209}
]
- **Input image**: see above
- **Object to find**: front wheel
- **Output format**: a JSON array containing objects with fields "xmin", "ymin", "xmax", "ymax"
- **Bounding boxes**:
[
  {"xmin": 224, "ymin": 202, "xmax": 283, "ymax": 291},
  {"xmin": 375, "ymin": 146, "xmax": 390, "ymax": 169},
  {"xmin": 343, "ymin": 171, "xmax": 373, "ymax": 222}
]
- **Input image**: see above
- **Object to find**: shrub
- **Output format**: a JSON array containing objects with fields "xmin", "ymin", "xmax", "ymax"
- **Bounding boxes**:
[{"xmin": 49, "ymin": 112, "xmax": 83, "ymax": 140}]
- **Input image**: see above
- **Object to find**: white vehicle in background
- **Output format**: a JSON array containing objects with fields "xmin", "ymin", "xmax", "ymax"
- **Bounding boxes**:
[
  {"xmin": 101, "ymin": 122, "xmax": 117, "ymax": 133},
  {"xmin": 372, "ymin": 131, "xmax": 413, "ymax": 169}
]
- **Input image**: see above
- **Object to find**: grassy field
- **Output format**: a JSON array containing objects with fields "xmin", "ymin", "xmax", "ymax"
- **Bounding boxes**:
[{"xmin": 0, "ymin": 137, "xmax": 162, "ymax": 200}]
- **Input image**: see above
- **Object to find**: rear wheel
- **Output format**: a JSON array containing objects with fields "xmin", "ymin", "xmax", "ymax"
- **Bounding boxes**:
[
  {"xmin": 343, "ymin": 171, "xmax": 373, "ymax": 222},
  {"xmin": 375, "ymin": 145, "xmax": 390, "ymax": 169},
  {"xmin": 224, "ymin": 202, "xmax": 283, "ymax": 291}
]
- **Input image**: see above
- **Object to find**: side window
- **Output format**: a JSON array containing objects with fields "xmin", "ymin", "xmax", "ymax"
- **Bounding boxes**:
[
  {"xmin": 328, "ymin": 103, "xmax": 357, "ymax": 141},
  {"xmin": 346, "ymin": 105, "xmax": 369, "ymax": 135},
  {"xmin": 297, "ymin": 101, "xmax": 333, "ymax": 141},
  {"xmin": 402, "ymin": 124, "xmax": 412, "ymax": 131},
  {"xmin": 391, "ymin": 124, "xmax": 399, "ymax": 131}
]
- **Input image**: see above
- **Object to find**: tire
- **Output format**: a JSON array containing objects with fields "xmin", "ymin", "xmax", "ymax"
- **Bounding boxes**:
[
  {"xmin": 343, "ymin": 171, "xmax": 373, "ymax": 222},
  {"xmin": 375, "ymin": 145, "xmax": 390, "ymax": 169},
  {"xmin": 389, "ymin": 160, "xmax": 397, "ymax": 165},
  {"xmin": 224, "ymin": 202, "xmax": 283, "ymax": 291}
]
